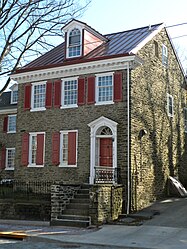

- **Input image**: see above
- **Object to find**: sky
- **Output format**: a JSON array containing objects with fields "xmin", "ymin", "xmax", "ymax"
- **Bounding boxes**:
[
  {"xmin": 80, "ymin": 0, "xmax": 187, "ymax": 71},
  {"xmin": 1, "ymin": 0, "xmax": 187, "ymax": 90}
]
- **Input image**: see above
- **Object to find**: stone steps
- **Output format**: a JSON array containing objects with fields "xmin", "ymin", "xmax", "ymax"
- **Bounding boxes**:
[
  {"xmin": 70, "ymin": 198, "xmax": 89, "ymax": 204},
  {"xmin": 52, "ymin": 185, "xmax": 91, "ymax": 227}
]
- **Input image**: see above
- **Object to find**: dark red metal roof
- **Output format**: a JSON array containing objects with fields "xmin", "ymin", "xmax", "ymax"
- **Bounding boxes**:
[{"xmin": 17, "ymin": 23, "xmax": 163, "ymax": 73}]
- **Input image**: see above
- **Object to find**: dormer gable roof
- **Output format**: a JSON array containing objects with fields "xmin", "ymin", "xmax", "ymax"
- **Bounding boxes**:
[
  {"xmin": 62, "ymin": 19, "xmax": 108, "ymax": 42},
  {"xmin": 63, "ymin": 19, "xmax": 108, "ymax": 59}
]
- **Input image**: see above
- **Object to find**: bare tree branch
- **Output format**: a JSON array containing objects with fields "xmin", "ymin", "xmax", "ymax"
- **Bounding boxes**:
[{"xmin": 0, "ymin": 0, "xmax": 91, "ymax": 94}]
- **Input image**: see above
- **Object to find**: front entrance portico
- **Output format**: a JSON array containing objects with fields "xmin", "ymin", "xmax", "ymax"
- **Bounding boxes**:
[{"xmin": 88, "ymin": 116, "xmax": 118, "ymax": 184}]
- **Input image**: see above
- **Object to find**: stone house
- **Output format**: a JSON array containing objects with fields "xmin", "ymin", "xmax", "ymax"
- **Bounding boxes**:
[{"xmin": 1, "ymin": 19, "xmax": 187, "ymax": 223}]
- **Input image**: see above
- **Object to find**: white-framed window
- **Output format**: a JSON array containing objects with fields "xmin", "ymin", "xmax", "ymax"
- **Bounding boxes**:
[
  {"xmin": 28, "ymin": 132, "xmax": 45, "ymax": 167},
  {"xmin": 167, "ymin": 93, "xmax": 174, "ymax": 117},
  {"xmin": 61, "ymin": 77, "xmax": 78, "ymax": 108},
  {"xmin": 31, "ymin": 82, "xmax": 46, "ymax": 111},
  {"xmin": 60, "ymin": 130, "xmax": 78, "ymax": 167},
  {"xmin": 184, "ymin": 108, "xmax": 187, "ymax": 133},
  {"xmin": 10, "ymin": 84, "xmax": 18, "ymax": 104},
  {"xmin": 96, "ymin": 73, "xmax": 114, "ymax": 104},
  {"xmin": 7, "ymin": 114, "xmax": 16, "ymax": 133},
  {"xmin": 6, "ymin": 148, "xmax": 15, "ymax": 170},
  {"xmin": 67, "ymin": 28, "xmax": 81, "ymax": 58},
  {"xmin": 162, "ymin": 44, "xmax": 168, "ymax": 66}
]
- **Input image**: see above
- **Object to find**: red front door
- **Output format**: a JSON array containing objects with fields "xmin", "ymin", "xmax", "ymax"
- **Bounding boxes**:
[{"xmin": 99, "ymin": 138, "xmax": 113, "ymax": 167}]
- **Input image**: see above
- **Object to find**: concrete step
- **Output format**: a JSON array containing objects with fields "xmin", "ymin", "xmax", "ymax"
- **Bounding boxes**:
[
  {"xmin": 68, "ymin": 203, "xmax": 89, "ymax": 210},
  {"xmin": 75, "ymin": 194, "xmax": 90, "ymax": 199},
  {"xmin": 51, "ymin": 218, "xmax": 90, "ymax": 228},
  {"xmin": 77, "ymin": 189, "xmax": 89, "ymax": 194},
  {"xmin": 63, "ymin": 208, "xmax": 89, "ymax": 216},
  {"xmin": 58, "ymin": 214, "xmax": 90, "ymax": 221},
  {"xmin": 70, "ymin": 198, "xmax": 89, "ymax": 204},
  {"xmin": 81, "ymin": 184, "xmax": 92, "ymax": 189}
]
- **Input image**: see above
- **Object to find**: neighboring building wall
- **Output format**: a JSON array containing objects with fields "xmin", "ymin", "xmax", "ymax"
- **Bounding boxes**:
[
  {"xmin": 15, "ymin": 71, "xmax": 129, "ymax": 186},
  {"xmin": 131, "ymin": 28, "xmax": 187, "ymax": 210},
  {"xmin": 0, "ymin": 113, "xmax": 17, "ymax": 180}
]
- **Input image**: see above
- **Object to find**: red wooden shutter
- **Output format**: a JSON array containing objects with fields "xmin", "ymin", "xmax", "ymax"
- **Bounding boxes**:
[
  {"xmin": 45, "ymin": 81, "xmax": 53, "ymax": 108},
  {"xmin": 78, "ymin": 78, "xmax": 85, "ymax": 105},
  {"xmin": 68, "ymin": 132, "xmax": 77, "ymax": 165},
  {"xmin": 36, "ymin": 134, "xmax": 44, "ymax": 165},
  {"xmin": 24, "ymin": 84, "xmax": 31, "ymax": 110},
  {"xmin": 0, "ymin": 146, "xmax": 6, "ymax": 169},
  {"xmin": 54, "ymin": 80, "xmax": 61, "ymax": 108},
  {"xmin": 21, "ymin": 133, "xmax": 29, "ymax": 166},
  {"xmin": 52, "ymin": 132, "xmax": 60, "ymax": 165},
  {"xmin": 114, "ymin": 72, "xmax": 123, "ymax": 102},
  {"xmin": 3, "ymin": 116, "xmax": 8, "ymax": 132},
  {"xmin": 87, "ymin": 76, "xmax": 95, "ymax": 104}
]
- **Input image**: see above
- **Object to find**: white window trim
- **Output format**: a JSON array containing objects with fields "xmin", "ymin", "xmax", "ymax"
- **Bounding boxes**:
[
  {"xmin": 95, "ymin": 72, "xmax": 114, "ymax": 105},
  {"xmin": 184, "ymin": 107, "xmax": 187, "ymax": 133},
  {"xmin": 66, "ymin": 26, "xmax": 82, "ymax": 59},
  {"xmin": 59, "ymin": 130, "xmax": 78, "ymax": 168},
  {"xmin": 7, "ymin": 114, "xmax": 16, "ymax": 133},
  {"xmin": 31, "ymin": 82, "xmax": 46, "ymax": 112},
  {"xmin": 11, "ymin": 89, "xmax": 18, "ymax": 104},
  {"xmin": 5, "ymin": 148, "xmax": 15, "ymax": 170},
  {"xmin": 61, "ymin": 77, "xmax": 78, "ymax": 109},
  {"xmin": 28, "ymin": 132, "xmax": 45, "ymax": 167},
  {"xmin": 167, "ymin": 93, "xmax": 174, "ymax": 117}
]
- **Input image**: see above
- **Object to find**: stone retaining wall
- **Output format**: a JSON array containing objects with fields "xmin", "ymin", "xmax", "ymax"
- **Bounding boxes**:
[{"xmin": 0, "ymin": 200, "xmax": 50, "ymax": 221}]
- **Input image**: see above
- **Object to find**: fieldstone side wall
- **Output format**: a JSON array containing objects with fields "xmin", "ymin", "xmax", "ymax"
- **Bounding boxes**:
[
  {"xmin": 89, "ymin": 185, "xmax": 123, "ymax": 225},
  {"xmin": 51, "ymin": 183, "xmax": 80, "ymax": 221},
  {"xmin": 130, "ymin": 28, "xmax": 187, "ymax": 210}
]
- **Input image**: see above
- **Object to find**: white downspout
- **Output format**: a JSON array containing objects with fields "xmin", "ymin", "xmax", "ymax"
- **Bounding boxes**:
[{"xmin": 127, "ymin": 63, "xmax": 130, "ymax": 215}]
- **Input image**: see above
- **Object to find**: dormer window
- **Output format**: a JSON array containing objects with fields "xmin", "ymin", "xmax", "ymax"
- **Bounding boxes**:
[
  {"xmin": 68, "ymin": 28, "xmax": 81, "ymax": 58},
  {"xmin": 63, "ymin": 19, "xmax": 108, "ymax": 59}
]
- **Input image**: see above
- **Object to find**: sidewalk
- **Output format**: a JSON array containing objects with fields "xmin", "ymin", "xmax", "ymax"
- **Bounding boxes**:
[
  {"xmin": 36, "ymin": 197, "xmax": 187, "ymax": 249},
  {"xmin": 0, "ymin": 197, "xmax": 187, "ymax": 249},
  {"xmin": 37, "ymin": 224, "xmax": 187, "ymax": 249}
]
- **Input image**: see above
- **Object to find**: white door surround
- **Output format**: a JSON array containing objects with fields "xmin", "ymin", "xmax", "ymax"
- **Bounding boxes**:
[{"xmin": 88, "ymin": 116, "xmax": 118, "ymax": 184}]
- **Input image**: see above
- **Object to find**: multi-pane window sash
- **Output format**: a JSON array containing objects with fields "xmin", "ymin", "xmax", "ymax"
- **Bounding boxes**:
[
  {"xmin": 184, "ymin": 108, "xmax": 187, "ymax": 132},
  {"xmin": 8, "ymin": 115, "xmax": 16, "ymax": 133},
  {"xmin": 62, "ymin": 79, "xmax": 78, "ymax": 107},
  {"xmin": 60, "ymin": 131, "xmax": 77, "ymax": 167},
  {"xmin": 28, "ymin": 132, "xmax": 45, "ymax": 166},
  {"xmin": 6, "ymin": 148, "xmax": 15, "ymax": 170},
  {"xmin": 12, "ymin": 90, "xmax": 18, "ymax": 103},
  {"xmin": 96, "ymin": 74, "xmax": 113, "ymax": 103},
  {"xmin": 68, "ymin": 28, "xmax": 81, "ymax": 57},
  {"xmin": 62, "ymin": 133, "xmax": 68, "ymax": 165},
  {"xmin": 31, "ymin": 135, "xmax": 37, "ymax": 165},
  {"xmin": 32, "ymin": 83, "xmax": 46, "ymax": 110}
]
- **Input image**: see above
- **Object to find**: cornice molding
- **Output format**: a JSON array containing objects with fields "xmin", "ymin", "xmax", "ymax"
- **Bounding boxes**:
[
  {"xmin": 0, "ymin": 108, "xmax": 17, "ymax": 114},
  {"xmin": 11, "ymin": 55, "xmax": 143, "ymax": 84}
]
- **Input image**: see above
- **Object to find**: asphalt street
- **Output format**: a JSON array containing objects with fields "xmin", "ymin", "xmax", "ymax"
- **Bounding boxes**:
[{"xmin": 0, "ymin": 197, "xmax": 187, "ymax": 249}]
